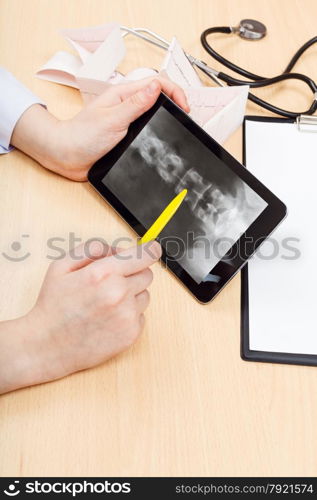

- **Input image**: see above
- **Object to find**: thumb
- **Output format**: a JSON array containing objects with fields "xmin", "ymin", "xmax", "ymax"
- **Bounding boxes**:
[{"xmin": 113, "ymin": 79, "xmax": 161, "ymax": 127}]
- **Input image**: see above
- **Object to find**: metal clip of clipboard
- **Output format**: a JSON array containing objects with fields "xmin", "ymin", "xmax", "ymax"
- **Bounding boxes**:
[{"xmin": 296, "ymin": 114, "xmax": 317, "ymax": 132}]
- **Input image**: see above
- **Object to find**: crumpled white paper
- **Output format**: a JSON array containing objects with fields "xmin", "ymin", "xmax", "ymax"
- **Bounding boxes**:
[{"xmin": 36, "ymin": 23, "xmax": 249, "ymax": 144}]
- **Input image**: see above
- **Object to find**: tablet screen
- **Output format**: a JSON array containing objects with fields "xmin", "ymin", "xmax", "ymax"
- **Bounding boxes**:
[{"xmin": 102, "ymin": 107, "xmax": 267, "ymax": 283}]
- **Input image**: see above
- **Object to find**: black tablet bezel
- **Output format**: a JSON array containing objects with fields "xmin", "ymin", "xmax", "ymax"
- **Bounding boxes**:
[{"xmin": 88, "ymin": 93, "xmax": 287, "ymax": 303}]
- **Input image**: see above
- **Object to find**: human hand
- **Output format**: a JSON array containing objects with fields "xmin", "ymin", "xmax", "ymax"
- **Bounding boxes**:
[
  {"xmin": 0, "ymin": 240, "xmax": 161, "ymax": 394},
  {"xmin": 11, "ymin": 76, "xmax": 189, "ymax": 181}
]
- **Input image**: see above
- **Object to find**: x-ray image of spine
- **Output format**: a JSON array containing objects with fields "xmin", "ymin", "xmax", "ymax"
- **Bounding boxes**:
[
  {"xmin": 176, "ymin": 168, "xmax": 212, "ymax": 211},
  {"xmin": 131, "ymin": 125, "xmax": 253, "ymax": 241},
  {"xmin": 133, "ymin": 130, "xmax": 185, "ymax": 183},
  {"xmin": 104, "ymin": 107, "xmax": 267, "ymax": 283}
]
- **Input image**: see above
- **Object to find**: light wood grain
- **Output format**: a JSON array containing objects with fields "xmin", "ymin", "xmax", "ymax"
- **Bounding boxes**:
[{"xmin": 1, "ymin": 0, "xmax": 317, "ymax": 477}]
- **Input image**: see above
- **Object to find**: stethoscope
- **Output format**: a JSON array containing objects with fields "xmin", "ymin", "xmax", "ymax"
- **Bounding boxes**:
[{"xmin": 121, "ymin": 20, "xmax": 317, "ymax": 119}]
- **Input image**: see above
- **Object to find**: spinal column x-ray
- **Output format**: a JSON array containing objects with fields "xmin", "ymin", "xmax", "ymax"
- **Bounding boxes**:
[{"xmin": 103, "ymin": 107, "xmax": 267, "ymax": 283}]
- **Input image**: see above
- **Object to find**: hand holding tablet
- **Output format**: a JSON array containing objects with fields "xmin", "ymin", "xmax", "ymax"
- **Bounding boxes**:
[{"xmin": 89, "ymin": 93, "xmax": 286, "ymax": 303}]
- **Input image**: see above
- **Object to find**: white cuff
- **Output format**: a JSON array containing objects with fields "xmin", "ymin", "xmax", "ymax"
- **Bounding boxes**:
[{"xmin": 0, "ymin": 67, "xmax": 45, "ymax": 154}]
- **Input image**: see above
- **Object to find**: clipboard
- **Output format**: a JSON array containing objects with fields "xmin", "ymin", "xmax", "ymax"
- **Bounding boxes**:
[{"xmin": 241, "ymin": 115, "xmax": 317, "ymax": 366}]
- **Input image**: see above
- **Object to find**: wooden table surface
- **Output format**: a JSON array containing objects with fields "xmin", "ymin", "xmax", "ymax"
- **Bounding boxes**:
[{"xmin": 1, "ymin": 0, "xmax": 317, "ymax": 477}]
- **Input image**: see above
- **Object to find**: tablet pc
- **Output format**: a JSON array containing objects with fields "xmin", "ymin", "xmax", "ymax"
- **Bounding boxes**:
[{"xmin": 88, "ymin": 93, "xmax": 286, "ymax": 303}]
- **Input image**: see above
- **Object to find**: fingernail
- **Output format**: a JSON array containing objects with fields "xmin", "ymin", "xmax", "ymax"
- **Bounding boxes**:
[
  {"xmin": 183, "ymin": 95, "xmax": 190, "ymax": 112},
  {"xmin": 146, "ymin": 80, "xmax": 160, "ymax": 95},
  {"xmin": 148, "ymin": 241, "xmax": 162, "ymax": 259}
]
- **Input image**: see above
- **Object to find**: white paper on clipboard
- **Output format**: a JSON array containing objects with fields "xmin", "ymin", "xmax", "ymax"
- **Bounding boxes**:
[{"xmin": 244, "ymin": 118, "xmax": 317, "ymax": 356}]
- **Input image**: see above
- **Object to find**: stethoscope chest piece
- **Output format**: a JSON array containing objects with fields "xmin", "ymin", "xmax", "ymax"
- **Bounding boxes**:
[{"xmin": 237, "ymin": 19, "xmax": 267, "ymax": 40}]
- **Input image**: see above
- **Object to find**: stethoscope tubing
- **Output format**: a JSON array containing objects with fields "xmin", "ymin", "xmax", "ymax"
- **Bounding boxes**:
[
  {"xmin": 200, "ymin": 27, "xmax": 317, "ymax": 118},
  {"xmin": 120, "ymin": 25, "xmax": 317, "ymax": 118}
]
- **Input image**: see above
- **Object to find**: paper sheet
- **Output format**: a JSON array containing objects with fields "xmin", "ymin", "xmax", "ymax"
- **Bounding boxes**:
[
  {"xmin": 160, "ymin": 36, "xmax": 203, "ymax": 88},
  {"xmin": 36, "ymin": 23, "xmax": 126, "ymax": 90},
  {"xmin": 160, "ymin": 36, "xmax": 249, "ymax": 143},
  {"xmin": 186, "ymin": 85, "xmax": 249, "ymax": 144},
  {"xmin": 36, "ymin": 23, "xmax": 249, "ymax": 144},
  {"xmin": 245, "ymin": 119, "xmax": 317, "ymax": 355}
]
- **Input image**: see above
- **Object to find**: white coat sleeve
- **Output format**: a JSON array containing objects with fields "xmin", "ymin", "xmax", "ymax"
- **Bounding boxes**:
[{"xmin": 0, "ymin": 67, "xmax": 45, "ymax": 154}]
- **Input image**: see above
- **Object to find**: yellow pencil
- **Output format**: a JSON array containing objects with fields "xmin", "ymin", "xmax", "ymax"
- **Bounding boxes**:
[{"xmin": 138, "ymin": 189, "xmax": 187, "ymax": 245}]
